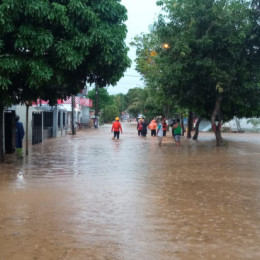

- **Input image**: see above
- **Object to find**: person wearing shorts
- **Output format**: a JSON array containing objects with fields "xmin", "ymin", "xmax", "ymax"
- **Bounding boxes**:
[{"xmin": 172, "ymin": 118, "xmax": 182, "ymax": 146}]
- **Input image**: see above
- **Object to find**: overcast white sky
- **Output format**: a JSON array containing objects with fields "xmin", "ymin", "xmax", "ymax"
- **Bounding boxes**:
[{"xmin": 106, "ymin": 0, "xmax": 161, "ymax": 95}]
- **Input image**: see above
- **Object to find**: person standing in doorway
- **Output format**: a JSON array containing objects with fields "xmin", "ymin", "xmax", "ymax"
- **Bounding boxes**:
[
  {"xmin": 156, "ymin": 119, "xmax": 163, "ymax": 146},
  {"xmin": 15, "ymin": 115, "xmax": 25, "ymax": 157},
  {"xmin": 172, "ymin": 118, "xmax": 182, "ymax": 146},
  {"xmin": 111, "ymin": 117, "xmax": 123, "ymax": 139}
]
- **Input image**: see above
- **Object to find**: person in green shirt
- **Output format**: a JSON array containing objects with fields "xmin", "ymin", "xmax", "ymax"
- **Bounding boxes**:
[{"xmin": 172, "ymin": 118, "xmax": 182, "ymax": 146}]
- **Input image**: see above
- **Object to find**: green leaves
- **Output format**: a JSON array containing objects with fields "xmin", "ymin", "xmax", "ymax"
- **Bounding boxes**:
[
  {"xmin": 0, "ymin": 76, "xmax": 11, "ymax": 89},
  {"xmin": 54, "ymin": 40, "xmax": 83, "ymax": 70},
  {"xmin": 0, "ymin": 55, "xmax": 22, "ymax": 73},
  {"xmin": 14, "ymin": 25, "xmax": 53, "ymax": 56},
  {"xmin": 23, "ymin": 0, "xmax": 50, "ymax": 20},
  {"xmin": 27, "ymin": 59, "xmax": 53, "ymax": 87},
  {"xmin": 94, "ymin": 1, "xmax": 127, "ymax": 23},
  {"xmin": 0, "ymin": 11, "xmax": 15, "ymax": 34},
  {"xmin": 134, "ymin": 0, "xmax": 260, "ymax": 121},
  {"xmin": 156, "ymin": 1, "xmax": 164, "ymax": 6},
  {"xmin": 49, "ymin": 3, "xmax": 68, "ymax": 27},
  {"xmin": 0, "ymin": 0, "xmax": 130, "ymax": 106}
]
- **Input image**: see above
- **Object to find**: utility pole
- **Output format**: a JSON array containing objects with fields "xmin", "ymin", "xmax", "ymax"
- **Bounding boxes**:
[
  {"xmin": 25, "ymin": 103, "xmax": 29, "ymax": 155},
  {"xmin": 121, "ymin": 94, "xmax": 123, "ymax": 112},
  {"xmin": 71, "ymin": 95, "xmax": 76, "ymax": 135},
  {"xmin": 0, "ymin": 104, "xmax": 4, "ymax": 162},
  {"xmin": 95, "ymin": 83, "xmax": 99, "ymax": 128},
  {"xmin": 121, "ymin": 94, "xmax": 124, "ymax": 121}
]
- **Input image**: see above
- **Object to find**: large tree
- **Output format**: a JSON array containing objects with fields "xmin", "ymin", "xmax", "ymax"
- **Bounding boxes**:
[
  {"xmin": 150, "ymin": 0, "xmax": 260, "ymax": 146},
  {"xmin": 0, "ymin": 0, "xmax": 130, "ymax": 161},
  {"xmin": 132, "ymin": 33, "xmax": 185, "ymax": 121}
]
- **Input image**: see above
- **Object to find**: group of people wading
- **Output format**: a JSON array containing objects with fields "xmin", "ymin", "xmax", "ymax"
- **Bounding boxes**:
[
  {"xmin": 111, "ymin": 116, "xmax": 182, "ymax": 146},
  {"xmin": 137, "ymin": 118, "xmax": 167, "ymax": 137},
  {"xmin": 137, "ymin": 117, "xmax": 182, "ymax": 146}
]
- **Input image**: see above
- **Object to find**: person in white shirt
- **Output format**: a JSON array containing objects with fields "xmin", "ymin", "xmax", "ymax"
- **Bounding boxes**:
[{"xmin": 156, "ymin": 119, "xmax": 164, "ymax": 146}]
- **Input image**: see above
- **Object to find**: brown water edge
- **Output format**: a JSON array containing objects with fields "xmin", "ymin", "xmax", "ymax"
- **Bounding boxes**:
[{"xmin": 0, "ymin": 123, "xmax": 260, "ymax": 260}]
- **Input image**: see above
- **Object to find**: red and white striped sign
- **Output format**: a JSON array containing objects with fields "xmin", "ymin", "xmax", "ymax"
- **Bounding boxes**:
[{"xmin": 33, "ymin": 97, "xmax": 93, "ymax": 107}]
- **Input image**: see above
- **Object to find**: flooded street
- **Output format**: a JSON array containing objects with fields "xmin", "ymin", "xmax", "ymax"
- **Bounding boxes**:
[{"xmin": 1, "ymin": 122, "xmax": 260, "ymax": 260}]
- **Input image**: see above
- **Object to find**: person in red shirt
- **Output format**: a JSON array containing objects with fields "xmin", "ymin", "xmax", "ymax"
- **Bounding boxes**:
[
  {"xmin": 137, "ymin": 118, "xmax": 143, "ymax": 136},
  {"xmin": 162, "ymin": 119, "xmax": 167, "ymax": 136},
  {"xmin": 111, "ymin": 117, "xmax": 123, "ymax": 139}
]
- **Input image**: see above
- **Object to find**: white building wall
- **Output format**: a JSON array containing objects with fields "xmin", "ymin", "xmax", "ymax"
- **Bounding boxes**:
[
  {"xmin": 81, "ymin": 106, "xmax": 90, "ymax": 123},
  {"xmin": 15, "ymin": 104, "xmax": 38, "ymax": 142}
]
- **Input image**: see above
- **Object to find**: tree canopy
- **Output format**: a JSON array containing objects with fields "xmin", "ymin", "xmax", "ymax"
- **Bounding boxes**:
[
  {"xmin": 134, "ymin": 0, "xmax": 260, "ymax": 145},
  {"xmin": 0, "ymin": 0, "xmax": 130, "ymax": 105},
  {"xmin": 0, "ymin": 0, "xmax": 130, "ymax": 160}
]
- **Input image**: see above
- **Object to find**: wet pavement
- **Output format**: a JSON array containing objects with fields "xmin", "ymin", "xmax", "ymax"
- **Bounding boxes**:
[{"xmin": 0, "ymin": 122, "xmax": 260, "ymax": 260}]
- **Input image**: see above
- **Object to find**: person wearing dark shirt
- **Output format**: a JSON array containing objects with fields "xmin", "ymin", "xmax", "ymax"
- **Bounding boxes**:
[
  {"xmin": 141, "ymin": 119, "xmax": 149, "ymax": 137},
  {"xmin": 162, "ymin": 119, "xmax": 167, "ymax": 137},
  {"xmin": 15, "ymin": 115, "xmax": 25, "ymax": 157},
  {"xmin": 137, "ymin": 119, "xmax": 143, "ymax": 136}
]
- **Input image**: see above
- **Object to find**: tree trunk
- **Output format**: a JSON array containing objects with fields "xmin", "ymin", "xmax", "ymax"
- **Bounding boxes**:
[
  {"xmin": 0, "ymin": 103, "xmax": 4, "ymax": 162},
  {"xmin": 25, "ymin": 104, "xmax": 29, "ymax": 156},
  {"xmin": 193, "ymin": 116, "xmax": 202, "ymax": 140},
  {"xmin": 180, "ymin": 114, "xmax": 185, "ymax": 136},
  {"xmin": 71, "ymin": 95, "xmax": 76, "ymax": 135},
  {"xmin": 95, "ymin": 83, "xmax": 99, "ymax": 128},
  {"xmin": 215, "ymin": 125, "xmax": 222, "ymax": 146},
  {"xmin": 211, "ymin": 97, "xmax": 223, "ymax": 147},
  {"xmin": 187, "ymin": 111, "xmax": 193, "ymax": 138}
]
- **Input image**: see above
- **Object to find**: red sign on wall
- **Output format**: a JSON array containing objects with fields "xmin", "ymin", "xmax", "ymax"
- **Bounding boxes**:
[{"xmin": 33, "ymin": 97, "xmax": 93, "ymax": 107}]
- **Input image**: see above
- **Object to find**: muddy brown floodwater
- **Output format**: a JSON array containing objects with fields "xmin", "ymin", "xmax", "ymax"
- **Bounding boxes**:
[{"xmin": 0, "ymin": 122, "xmax": 260, "ymax": 260}]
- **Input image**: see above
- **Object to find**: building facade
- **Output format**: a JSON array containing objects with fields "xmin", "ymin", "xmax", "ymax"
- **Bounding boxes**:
[{"xmin": 3, "ymin": 96, "xmax": 93, "ymax": 154}]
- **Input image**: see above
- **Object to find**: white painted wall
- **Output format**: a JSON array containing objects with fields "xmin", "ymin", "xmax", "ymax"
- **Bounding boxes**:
[{"xmin": 15, "ymin": 104, "xmax": 38, "ymax": 142}]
